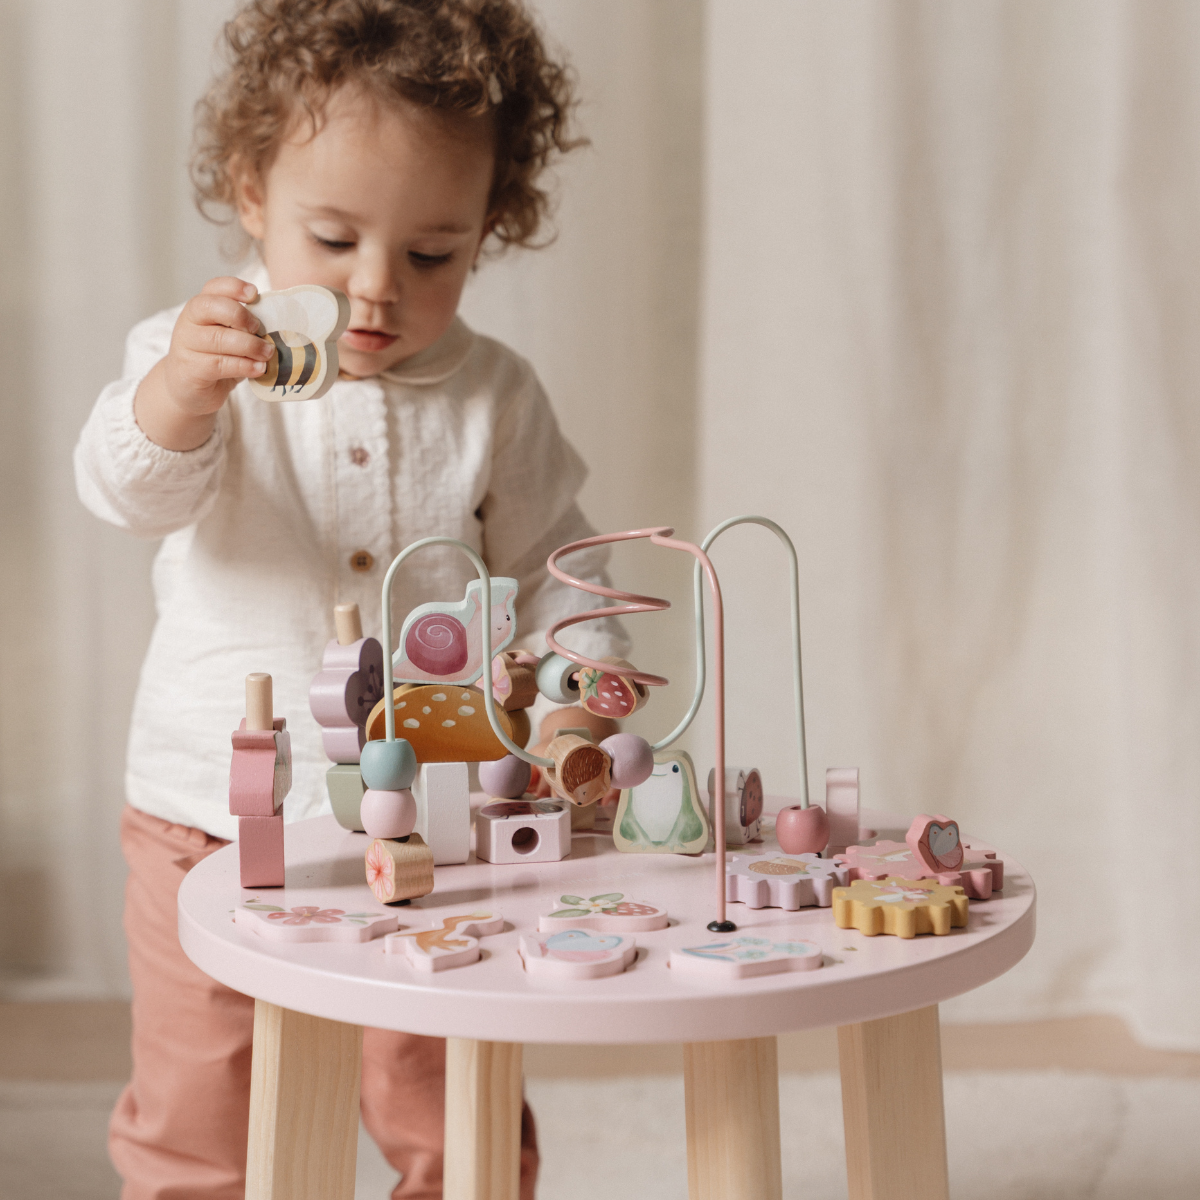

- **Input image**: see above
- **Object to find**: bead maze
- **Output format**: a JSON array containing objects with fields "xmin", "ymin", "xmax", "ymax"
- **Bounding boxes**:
[{"xmin": 232, "ymin": 513, "xmax": 964, "ymax": 975}]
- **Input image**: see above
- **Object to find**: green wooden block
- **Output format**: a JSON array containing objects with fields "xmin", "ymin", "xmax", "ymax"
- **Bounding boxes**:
[{"xmin": 327, "ymin": 763, "xmax": 366, "ymax": 831}]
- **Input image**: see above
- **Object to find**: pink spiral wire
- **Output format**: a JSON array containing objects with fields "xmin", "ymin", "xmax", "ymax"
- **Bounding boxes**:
[{"xmin": 546, "ymin": 527, "xmax": 732, "ymax": 929}]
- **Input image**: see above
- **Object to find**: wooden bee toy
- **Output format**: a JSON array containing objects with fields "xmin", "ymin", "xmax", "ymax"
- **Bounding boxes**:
[{"xmin": 247, "ymin": 284, "xmax": 351, "ymax": 401}]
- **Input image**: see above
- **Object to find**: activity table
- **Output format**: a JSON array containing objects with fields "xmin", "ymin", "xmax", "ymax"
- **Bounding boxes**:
[{"xmin": 178, "ymin": 806, "xmax": 1035, "ymax": 1200}]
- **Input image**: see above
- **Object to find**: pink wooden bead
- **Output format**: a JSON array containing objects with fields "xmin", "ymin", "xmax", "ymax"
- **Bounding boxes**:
[
  {"xmin": 360, "ymin": 788, "xmax": 417, "ymax": 840},
  {"xmin": 775, "ymin": 804, "xmax": 830, "ymax": 855},
  {"xmin": 599, "ymin": 733, "xmax": 654, "ymax": 789},
  {"xmin": 478, "ymin": 754, "xmax": 531, "ymax": 799}
]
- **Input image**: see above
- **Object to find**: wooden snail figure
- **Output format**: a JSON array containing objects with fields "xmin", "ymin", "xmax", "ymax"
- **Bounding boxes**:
[
  {"xmin": 247, "ymin": 285, "xmax": 352, "ymax": 402},
  {"xmin": 392, "ymin": 577, "xmax": 519, "ymax": 688}
]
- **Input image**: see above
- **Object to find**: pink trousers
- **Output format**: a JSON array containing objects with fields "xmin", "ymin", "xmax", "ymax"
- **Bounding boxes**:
[{"xmin": 109, "ymin": 806, "xmax": 538, "ymax": 1200}]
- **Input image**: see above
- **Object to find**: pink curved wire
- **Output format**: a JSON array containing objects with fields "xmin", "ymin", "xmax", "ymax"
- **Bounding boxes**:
[
  {"xmin": 545, "ymin": 527, "xmax": 676, "ymax": 687},
  {"xmin": 546, "ymin": 526, "xmax": 730, "ymax": 927}
]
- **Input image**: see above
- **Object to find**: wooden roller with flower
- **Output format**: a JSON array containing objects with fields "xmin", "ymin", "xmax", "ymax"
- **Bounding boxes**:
[{"xmin": 364, "ymin": 835, "xmax": 434, "ymax": 905}]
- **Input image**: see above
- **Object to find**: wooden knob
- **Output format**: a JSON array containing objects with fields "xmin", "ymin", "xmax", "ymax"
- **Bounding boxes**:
[
  {"xmin": 246, "ymin": 673, "xmax": 273, "ymax": 731},
  {"xmin": 334, "ymin": 602, "xmax": 363, "ymax": 646}
]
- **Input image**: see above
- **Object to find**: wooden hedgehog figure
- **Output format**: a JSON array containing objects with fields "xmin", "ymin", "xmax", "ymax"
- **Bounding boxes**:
[
  {"xmin": 247, "ymin": 285, "xmax": 352, "ymax": 401},
  {"xmin": 392, "ymin": 577, "xmax": 520, "ymax": 687}
]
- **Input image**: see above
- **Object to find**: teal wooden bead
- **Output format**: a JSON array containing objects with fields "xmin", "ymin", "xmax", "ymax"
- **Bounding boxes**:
[
  {"xmin": 536, "ymin": 652, "xmax": 580, "ymax": 704},
  {"xmin": 360, "ymin": 738, "xmax": 417, "ymax": 791}
]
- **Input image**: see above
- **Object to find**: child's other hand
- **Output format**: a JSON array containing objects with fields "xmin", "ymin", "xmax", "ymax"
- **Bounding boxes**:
[{"xmin": 134, "ymin": 277, "xmax": 275, "ymax": 451}]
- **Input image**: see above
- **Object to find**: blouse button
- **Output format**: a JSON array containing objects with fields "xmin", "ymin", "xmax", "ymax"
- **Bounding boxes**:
[
  {"xmin": 349, "ymin": 447, "xmax": 370, "ymax": 467},
  {"xmin": 349, "ymin": 550, "xmax": 375, "ymax": 572}
]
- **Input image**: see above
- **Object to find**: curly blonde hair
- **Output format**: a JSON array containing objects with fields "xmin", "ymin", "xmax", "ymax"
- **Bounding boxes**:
[{"xmin": 192, "ymin": 0, "xmax": 583, "ymax": 251}]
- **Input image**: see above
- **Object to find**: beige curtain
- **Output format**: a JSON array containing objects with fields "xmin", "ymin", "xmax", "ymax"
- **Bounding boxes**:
[{"xmin": 2, "ymin": 0, "xmax": 1196, "ymax": 1049}]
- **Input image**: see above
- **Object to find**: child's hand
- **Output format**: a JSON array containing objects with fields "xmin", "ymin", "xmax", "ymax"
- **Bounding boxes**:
[{"xmin": 134, "ymin": 277, "xmax": 275, "ymax": 451}]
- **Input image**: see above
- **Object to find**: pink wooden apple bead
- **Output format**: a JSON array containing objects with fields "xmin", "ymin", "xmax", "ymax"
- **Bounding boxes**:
[
  {"xmin": 775, "ymin": 804, "xmax": 830, "ymax": 855},
  {"xmin": 599, "ymin": 733, "xmax": 654, "ymax": 789},
  {"xmin": 360, "ymin": 788, "xmax": 417, "ymax": 840},
  {"xmin": 478, "ymin": 754, "xmax": 532, "ymax": 800}
]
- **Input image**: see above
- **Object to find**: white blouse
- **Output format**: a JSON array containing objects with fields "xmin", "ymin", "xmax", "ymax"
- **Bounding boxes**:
[{"xmin": 74, "ymin": 286, "xmax": 626, "ymax": 839}]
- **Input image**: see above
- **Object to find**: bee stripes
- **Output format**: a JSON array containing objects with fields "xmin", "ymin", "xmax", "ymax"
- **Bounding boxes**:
[{"xmin": 262, "ymin": 331, "xmax": 320, "ymax": 394}]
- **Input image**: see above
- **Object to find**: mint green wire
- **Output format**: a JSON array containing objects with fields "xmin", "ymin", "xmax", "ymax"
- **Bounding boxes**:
[
  {"xmin": 652, "ymin": 516, "xmax": 809, "ymax": 809},
  {"xmin": 380, "ymin": 537, "xmax": 553, "ymax": 767}
]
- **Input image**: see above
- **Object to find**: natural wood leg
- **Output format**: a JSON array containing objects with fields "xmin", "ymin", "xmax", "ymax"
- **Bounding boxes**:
[
  {"xmin": 683, "ymin": 1036, "xmax": 782, "ymax": 1200},
  {"xmin": 443, "ymin": 1038, "xmax": 524, "ymax": 1200},
  {"xmin": 837, "ymin": 1004, "xmax": 950, "ymax": 1200},
  {"xmin": 246, "ymin": 1000, "xmax": 362, "ymax": 1200}
]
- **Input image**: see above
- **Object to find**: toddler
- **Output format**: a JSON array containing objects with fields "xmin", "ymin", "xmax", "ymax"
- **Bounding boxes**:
[{"xmin": 74, "ymin": 2, "xmax": 626, "ymax": 1197}]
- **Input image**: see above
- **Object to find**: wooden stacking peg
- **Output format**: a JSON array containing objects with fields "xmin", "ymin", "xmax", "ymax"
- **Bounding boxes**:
[
  {"xmin": 334, "ymin": 602, "xmax": 363, "ymax": 646},
  {"xmin": 246, "ymin": 673, "xmax": 273, "ymax": 732}
]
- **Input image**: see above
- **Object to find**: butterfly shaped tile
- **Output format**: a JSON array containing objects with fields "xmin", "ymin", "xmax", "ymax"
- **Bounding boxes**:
[
  {"xmin": 518, "ymin": 929, "xmax": 638, "ymax": 980},
  {"xmin": 235, "ymin": 900, "xmax": 398, "ymax": 943},
  {"xmin": 383, "ymin": 911, "xmax": 504, "ymax": 972},
  {"xmin": 726, "ymin": 851, "xmax": 850, "ymax": 910},
  {"xmin": 538, "ymin": 892, "xmax": 668, "ymax": 933},
  {"xmin": 670, "ymin": 933, "xmax": 823, "ymax": 981}
]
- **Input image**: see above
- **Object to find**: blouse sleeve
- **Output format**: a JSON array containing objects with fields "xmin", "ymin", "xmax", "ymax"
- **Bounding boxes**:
[
  {"xmin": 73, "ymin": 305, "xmax": 228, "ymax": 539},
  {"xmin": 479, "ymin": 361, "xmax": 630, "ymax": 668}
]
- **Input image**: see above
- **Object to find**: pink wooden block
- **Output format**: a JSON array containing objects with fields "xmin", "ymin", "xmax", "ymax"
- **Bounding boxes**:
[
  {"xmin": 726, "ymin": 852, "xmax": 850, "ymax": 910},
  {"xmin": 825, "ymin": 767, "xmax": 860, "ymax": 855},
  {"xmin": 838, "ymin": 834, "xmax": 1003, "ymax": 900},
  {"xmin": 238, "ymin": 814, "xmax": 284, "ymax": 888},
  {"xmin": 384, "ymin": 912, "xmax": 505, "ymax": 972},
  {"xmin": 229, "ymin": 718, "xmax": 291, "ymax": 817},
  {"xmin": 234, "ymin": 901, "xmax": 397, "ymax": 942},
  {"xmin": 670, "ymin": 933, "xmax": 823, "ymax": 981},
  {"xmin": 308, "ymin": 636, "xmax": 385, "ymax": 764},
  {"xmin": 538, "ymin": 892, "xmax": 668, "ymax": 933},
  {"xmin": 475, "ymin": 799, "xmax": 571, "ymax": 865},
  {"xmin": 518, "ymin": 930, "xmax": 638, "ymax": 980}
]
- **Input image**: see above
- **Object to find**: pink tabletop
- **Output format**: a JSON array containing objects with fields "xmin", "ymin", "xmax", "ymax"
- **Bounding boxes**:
[{"xmin": 178, "ymin": 804, "xmax": 1035, "ymax": 1044}]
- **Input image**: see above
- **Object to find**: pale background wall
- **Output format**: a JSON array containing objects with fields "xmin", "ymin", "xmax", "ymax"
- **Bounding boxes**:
[{"xmin": 1, "ymin": 0, "xmax": 1197, "ymax": 1049}]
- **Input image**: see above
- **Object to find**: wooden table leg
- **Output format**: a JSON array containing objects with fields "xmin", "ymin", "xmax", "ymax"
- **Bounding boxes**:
[
  {"xmin": 246, "ymin": 1000, "xmax": 362, "ymax": 1200},
  {"xmin": 444, "ymin": 1038, "xmax": 524, "ymax": 1200},
  {"xmin": 683, "ymin": 1036, "xmax": 783, "ymax": 1200},
  {"xmin": 837, "ymin": 1004, "xmax": 950, "ymax": 1200}
]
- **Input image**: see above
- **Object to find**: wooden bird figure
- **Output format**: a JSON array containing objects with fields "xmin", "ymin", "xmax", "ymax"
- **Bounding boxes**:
[{"xmin": 392, "ymin": 577, "xmax": 519, "ymax": 687}]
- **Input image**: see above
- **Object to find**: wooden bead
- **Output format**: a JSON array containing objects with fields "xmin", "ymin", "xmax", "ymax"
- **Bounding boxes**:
[
  {"xmin": 478, "ymin": 755, "xmax": 532, "ymax": 800},
  {"xmin": 364, "ymin": 835, "xmax": 434, "ymax": 904},
  {"xmin": 360, "ymin": 789, "xmax": 417, "ymax": 840},
  {"xmin": 545, "ymin": 734, "xmax": 612, "ymax": 807}
]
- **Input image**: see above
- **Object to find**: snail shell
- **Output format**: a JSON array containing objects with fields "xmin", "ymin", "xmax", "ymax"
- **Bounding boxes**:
[{"xmin": 405, "ymin": 613, "xmax": 468, "ymax": 677}]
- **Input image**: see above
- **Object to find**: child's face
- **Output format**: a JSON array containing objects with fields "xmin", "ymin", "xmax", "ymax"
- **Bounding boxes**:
[{"xmin": 237, "ymin": 88, "xmax": 494, "ymax": 378}]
